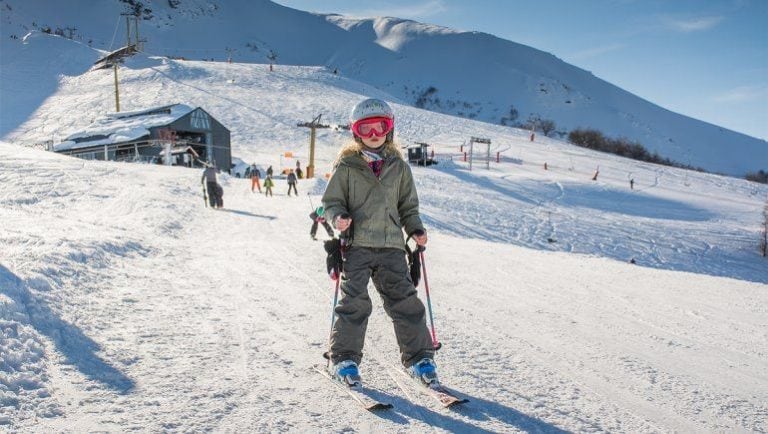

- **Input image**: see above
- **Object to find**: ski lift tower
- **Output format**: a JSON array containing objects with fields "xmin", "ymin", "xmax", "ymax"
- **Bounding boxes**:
[
  {"xmin": 469, "ymin": 136, "xmax": 491, "ymax": 171},
  {"xmin": 298, "ymin": 114, "xmax": 341, "ymax": 179}
]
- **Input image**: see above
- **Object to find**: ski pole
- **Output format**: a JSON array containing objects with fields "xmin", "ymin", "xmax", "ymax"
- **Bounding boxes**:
[
  {"xmin": 326, "ymin": 271, "xmax": 341, "ymax": 368},
  {"xmin": 419, "ymin": 246, "xmax": 442, "ymax": 350},
  {"xmin": 307, "ymin": 193, "xmax": 315, "ymax": 210},
  {"xmin": 325, "ymin": 216, "xmax": 350, "ymax": 367}
]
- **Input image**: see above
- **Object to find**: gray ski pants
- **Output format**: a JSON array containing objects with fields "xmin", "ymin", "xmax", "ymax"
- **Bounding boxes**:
[{"xmin": 330, "ymin": 246, "xmax": 434, "ymax": 367}]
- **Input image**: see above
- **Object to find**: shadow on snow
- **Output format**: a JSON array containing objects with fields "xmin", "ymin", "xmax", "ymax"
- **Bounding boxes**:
[
  {"xmin": 360, "ymin": 389, "xmax": 566, "ymax": 433},
  {"xmin": 0, "ymin": 263, "xmax": 135, "ymax": 394}
]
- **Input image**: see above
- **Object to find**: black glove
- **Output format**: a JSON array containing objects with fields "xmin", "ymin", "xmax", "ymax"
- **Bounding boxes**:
[
  {"xmin": 324, "ymin": 238, "xmax": 343, "ymax": 280},
  {"xmin": 405, "ymin": 243, "xmax": 424, "ymax": 287}
]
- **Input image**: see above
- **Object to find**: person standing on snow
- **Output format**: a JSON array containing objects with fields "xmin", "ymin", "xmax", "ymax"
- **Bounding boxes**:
[
  {"xmin": 309, "ymin": 206, "xmax": 334, "ymax": 240},
  {"xmin": 322, "ymin": 98, "xmax": 435, "ymax": 386},
  {"xmin": 250, "ymin": 164, "xmax": 262, "ymax": 193},
  {"xmin": 201, "ymin": 163, "xmax": 223, "ymax": 208},
  {"xmin": 287, "ymin": 169, "xmax": 298, "ymax": 196},
  {"xmin": 263, "ymin": 175, "xmax": 274, "ymax": 197}
]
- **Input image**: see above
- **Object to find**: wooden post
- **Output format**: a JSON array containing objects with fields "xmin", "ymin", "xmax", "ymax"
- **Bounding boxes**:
[
  {"xmin": 308, "ymin": 126, "xmax": 316, "ymax": 179},
  {"xmin": 165, "ymin": 142, "xmax": 172, "ymax": 166},
  {"xmin": 469, "ymin": 141, "xmax": 473, "ymax": 171}
]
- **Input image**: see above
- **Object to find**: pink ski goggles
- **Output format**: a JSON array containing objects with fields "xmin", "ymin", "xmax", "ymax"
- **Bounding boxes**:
[{"xmin": 351, "ymin": 116, "xmax": 394, "ymax": 138}]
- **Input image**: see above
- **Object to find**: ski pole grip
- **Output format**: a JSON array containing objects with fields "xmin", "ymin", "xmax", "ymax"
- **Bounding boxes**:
[{"xmin": 410, "ymin": 229, "xmax": 426, "ymax": 252}]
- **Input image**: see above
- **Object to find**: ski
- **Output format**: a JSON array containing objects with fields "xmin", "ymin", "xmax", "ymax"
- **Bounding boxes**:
[
  {"xmin": 312, "ymin": 365, "xmax": 394, "ymax": 411},
  {"xmin": 389, "ymin": 365, "xmax": 468, "ymax": 408}
]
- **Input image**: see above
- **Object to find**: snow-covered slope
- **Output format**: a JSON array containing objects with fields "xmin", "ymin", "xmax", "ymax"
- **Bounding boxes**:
[
  {"xmin": 2, "ymin": 141, "xmax": 767, "ymax": 432},
  {"xmin": 1, "ymin": 30, "xmax": 767, "ymax": 431},
  {"xmin": 0, "ymin": 0, "xmax": 765, "ymax": 176},
  {"xmin": 3, "ymin": 33, "xmax": 767, "ymax": 281}
]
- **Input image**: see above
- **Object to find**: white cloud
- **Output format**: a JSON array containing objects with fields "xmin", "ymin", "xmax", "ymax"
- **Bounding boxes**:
[
  {"xmin": 665, "ymin": 16, "xmax": 724, "ymax": 33},
  {"xmin": 569, "ymin": 43, "xmax": 625, "ymax": 60},
  {"xmin": 343, "ymin": 0, "xmax": 448, "ymax": 19},
  {"xmin": 712, "ymin": 85, "xmax": 768, "ymax": 103}
]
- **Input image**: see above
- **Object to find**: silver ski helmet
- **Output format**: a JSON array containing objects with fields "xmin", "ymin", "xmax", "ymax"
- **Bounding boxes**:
[{"xmin": 349, "ymin": 98, "xmax": 395, "ymax": 143}]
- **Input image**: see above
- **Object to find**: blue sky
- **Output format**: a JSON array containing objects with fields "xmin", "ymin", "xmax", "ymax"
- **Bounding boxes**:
[{"xmin": 275, "ymin": 0, "xmax": 767, "ymax": 141}]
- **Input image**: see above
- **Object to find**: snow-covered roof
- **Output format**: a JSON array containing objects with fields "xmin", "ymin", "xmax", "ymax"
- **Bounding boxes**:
[{"xmin": 54, "ymin": 104, "xmax": 195, "ymax": 151}]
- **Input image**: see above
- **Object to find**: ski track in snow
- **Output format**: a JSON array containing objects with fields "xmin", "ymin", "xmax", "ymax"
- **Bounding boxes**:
[{"xmin": 2, "ymin": 143, "xmax": 767, "ymax": 433}]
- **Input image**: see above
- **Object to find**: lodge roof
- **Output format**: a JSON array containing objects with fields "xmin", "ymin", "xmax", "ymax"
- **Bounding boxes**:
[{"xmin": 55, "ymin": 103, "xmax": 195, "ymax": 152}]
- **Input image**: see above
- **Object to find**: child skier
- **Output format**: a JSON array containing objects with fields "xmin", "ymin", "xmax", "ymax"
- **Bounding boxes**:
[
  {"xmin": 322, "ymin": 98, "xmax": 435, "ymax": 386},
  {"xmin": 309, "ymin": 206, "xmax": 334, "ymax": 240},
  {"xmin": 263, "ymin": 175, "xmax": 274, "ymax": 197}
]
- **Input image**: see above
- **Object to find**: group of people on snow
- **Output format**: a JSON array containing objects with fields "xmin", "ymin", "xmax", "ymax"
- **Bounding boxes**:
[
  {"xmin": 240, "ymin": 163, "xmax": 299, "ymax": 198},
  {"xmin": 198, "ymin": 98, "xmax": 439, "ymax": 387}
]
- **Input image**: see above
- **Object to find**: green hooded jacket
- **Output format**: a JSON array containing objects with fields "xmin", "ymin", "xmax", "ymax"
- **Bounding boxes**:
[{"xmin": 322, "ymin": 143, "xmax": 424, "ymax": 250}]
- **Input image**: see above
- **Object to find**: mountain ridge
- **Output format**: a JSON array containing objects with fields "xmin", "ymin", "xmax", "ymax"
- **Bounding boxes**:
[{"xmin": 0, "ymin": 0, "xmax": 765, "ymax": 176}]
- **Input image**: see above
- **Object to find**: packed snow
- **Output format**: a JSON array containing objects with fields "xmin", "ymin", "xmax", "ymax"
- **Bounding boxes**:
[{"xmin": 1, "ymin": 32, "xmax": 767, "ymax": 433}]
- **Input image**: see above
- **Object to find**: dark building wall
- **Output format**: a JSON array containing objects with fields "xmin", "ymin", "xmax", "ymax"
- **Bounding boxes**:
[
  {"xmin": 209, "ymin": 115, "xmax": 231, "ymax": 170},
  {"xmin": 165, "ymin": 108, "xmax": 231, "ymax": 170}
]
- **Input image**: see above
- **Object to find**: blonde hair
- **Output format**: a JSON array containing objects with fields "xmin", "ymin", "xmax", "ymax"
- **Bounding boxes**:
[{"xmin": 333, "ymin": 139, "xmax": 403, "ymax": 168}]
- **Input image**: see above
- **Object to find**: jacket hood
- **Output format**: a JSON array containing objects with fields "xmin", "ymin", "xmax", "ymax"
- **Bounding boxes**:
[{"xmin": 333, "ymin": 140, "xmax": 403, "ymax": 168}]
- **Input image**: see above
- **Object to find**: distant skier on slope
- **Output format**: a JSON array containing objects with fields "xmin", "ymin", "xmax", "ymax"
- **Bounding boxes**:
[
  {"xmin": 201, "ymin": 163, "xmax": 223, "ymax": 208},
  {"xmin": 287, "ymin": 169, "xmax": 298, "ymax": 196},
  {"xmin": 263, "ymin": 174, "xmax": 274, "ymax": 197},
  {"xmin": 322, "ymin": 98, "xmax": 435, "ymax": 387},
  {"xmin": 250, "ymin": 164, "xmax": 261, "ymax": 193}
]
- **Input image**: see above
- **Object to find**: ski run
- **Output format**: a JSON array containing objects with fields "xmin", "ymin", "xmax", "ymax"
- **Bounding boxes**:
[{"xmin": 1, "ymin": 38, "xmax": 767, "ymax": 433}]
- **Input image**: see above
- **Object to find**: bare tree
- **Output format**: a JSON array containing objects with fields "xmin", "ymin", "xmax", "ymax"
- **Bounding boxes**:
[{"xmin": 539, "ymin": 119, "xmax": 556, "ymax": 137}]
